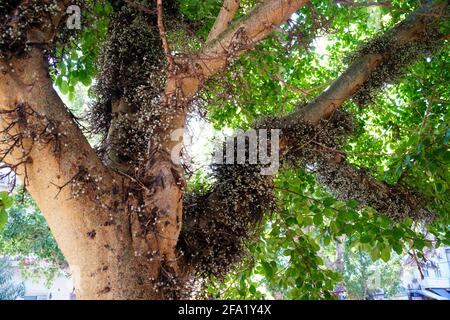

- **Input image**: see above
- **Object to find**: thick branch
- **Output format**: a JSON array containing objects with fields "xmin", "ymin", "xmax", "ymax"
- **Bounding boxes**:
[
  {"xmin": 159, "ymin": 0, "xmax": 309, "ymax": 156},
  {"xmin": 277, "ymin": 1, "xmax": 447, "ymax": 221},
  {"xmin": 0, "ymin": 1, "xmax": 131, "ymax": 299},
  {"xmin": 207, "ymin": 0, "xmax": 241, "ymax": 42},
  {"xmin": 314, "ymin": 152, "xmax": 430, "ymax": 221},
  {"xmin": 157, "ymin": 0, "xmax": 175, "ymax": 72},
  {"xmin": 170, "ymin": 0, "xmax": 310, "ymax": 98},
  {"xmin": 183, "ymin": 3, "xmax": 448, "ymax": 262},
  {"xmin": 334, "ymin": 0, "xmax": 392, "ymax": 8},
  {"xmin": 280, "ymin": 0, "xmax": 448, "ymax": 126}
]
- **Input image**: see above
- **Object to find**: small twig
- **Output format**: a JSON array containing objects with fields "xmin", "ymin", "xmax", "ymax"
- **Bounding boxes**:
[
  {"xmin": 112, "ymin": 168, "xmax": 151, "ymax": 193},
  {"xmin": 50, "ymin": 166, "xmax": 87, "ymax": 199},
  {"xmin": 409, "ymin": 247, "xmax": 424, "ymax": 280},
  {"xmin": 311, "ymin": 141, "xmax": 393, "ymax": 157},
  {"xmin": 156, "ymin": 0, "xmax": 175, "ymax": 74},
  {"xmin": 274, "ymin": 186, "xmax": 340, "ymax": 213},
  {"xmin": 334, "ymin": 0, "xmax": 393, "ymax": 8},
  {"xmin": 273, "ymin": 75, "xmax": 328, "ymax": 96},
  {"xmin": 124, "ymin": 0, "xmax": 155, "ymax": 14}
]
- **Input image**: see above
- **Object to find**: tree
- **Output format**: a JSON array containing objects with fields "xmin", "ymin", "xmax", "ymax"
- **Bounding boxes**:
[
  {"xmin": 0, "ymin": 191, "xmax": 65, "ymax": 283},
  {"xmin": 342, "ymin": 241, "xmax": 402, "ymax": 300},
  {"xmin": 0, "ymin": 257, "xmax": 25, "ymax": 300},
  {"xmin": 0, "ymin": 0, "xmax": 448, "ymax": 299}
]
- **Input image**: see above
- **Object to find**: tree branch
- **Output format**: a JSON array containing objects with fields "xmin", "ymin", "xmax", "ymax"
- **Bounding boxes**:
[
  {"xmin": 170, "ymin": 0, "xmax": 310, "ymax": 98},
  {"xmin": 207, "ymin": 0, "xmax": 241, "ymax": 43},
  {"xmin": 334, "ymin": 0, "xmax": 392, "ymax": 8},
  {"xmin": 157, "ymin": 0, "xmax": 175, "ymax": 73},
  {"xmin": 161, "ymin": 0, "xmax": 309, "ymax": 154},
  {"xmin": 183, "ymin": 2, "xmax": 448, "ymax": 258},
  {"xmin": 280, "ymin": 0, "xmax": 448, "ymax": 126},
  {"xmin": 273, "ymin": 1, "xmax": 448, "ymax": 221}
]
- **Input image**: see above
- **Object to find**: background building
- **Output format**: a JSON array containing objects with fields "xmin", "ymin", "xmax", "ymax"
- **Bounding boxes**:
[{"xmin": 402, "ymin": 246, "xmax": 450, "ymax": 300}]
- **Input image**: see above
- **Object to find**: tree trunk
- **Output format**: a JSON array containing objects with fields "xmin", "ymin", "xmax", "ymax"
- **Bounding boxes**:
[{"xmin": 0, "ymin": 48, "xmax": 183, "ymax": 299}]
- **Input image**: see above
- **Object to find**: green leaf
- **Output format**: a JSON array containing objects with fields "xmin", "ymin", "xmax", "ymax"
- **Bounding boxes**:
[
  {"xmin": 302, "ymin": 216, "xmax": 313, "ymax": 226},
  {"xmin": 286, "ymin": 217, "xmax": 297, "ymax": 226},
  {"xmin": 370, "ymin": 248, "xmax": 380, "ymax": 260},
  {"xmin": 414, "ymin": 239, "xmax": 425, "ymax": 250},
  {"xmin": 60, "ymin": 81, "xmax": 69, "ymax": 95},
  {"xmin": 0, "ymin": 208, "xmax": 8, "ymax": 230},
  {"xmin": 381, "ymin": 247, "xmax": 391, "ymax": 262},
  {"xmin": 0, "ymin": 191, "xmax": 13, "ymax": 208},
  {"xmin": 55, "ymin": 75, "xmax": 63, "ymax": 88},
  {"xmin": 323, "ymin": 207, "xmax": 334, "ymax": 217},
  {"xmin": 347, "ymin": 199, "xmax": 359, "ymax": 209},
  {"xmin": 360, "ymin": 233, "xmax": 372, "ymax": 243},
  {"xmin": 313, "ymin": 213, "xmax": 323, "ymax": 226},
  {"xmin": 392, "ymin": 227, "xmax": 404, "ymax": 240},
  {"xmin": 392, "ymin": 243, "xmax": 403, "ymax": 255},
  {"xmin": 295, "ymin": 277, "xmax": 304, "ymax": 288},
  {"xmin": 323, "ymin": 197, "xmax": 336, "ymax": 207}
]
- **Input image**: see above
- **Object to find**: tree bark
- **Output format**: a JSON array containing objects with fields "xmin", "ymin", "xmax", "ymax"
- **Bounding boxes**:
[
  {"xmin": 207, "ymin": 0, "xmax": 241, "ymax": 42},
  {"xmin": 0, "ymin": 47, "xmax": 172, "ymax": 299}
]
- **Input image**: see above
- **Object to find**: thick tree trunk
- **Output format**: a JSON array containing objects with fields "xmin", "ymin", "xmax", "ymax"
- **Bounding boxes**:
[{"xmin": 0, "ymin": 49, "xmax": 179, "ymax": 299}]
